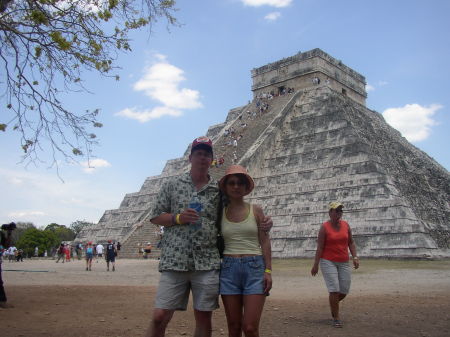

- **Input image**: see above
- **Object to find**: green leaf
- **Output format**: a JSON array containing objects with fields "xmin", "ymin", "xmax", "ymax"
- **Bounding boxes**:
[{"xmin": 72, "ymin": 148, "xmax": 82, "ymax": 155}]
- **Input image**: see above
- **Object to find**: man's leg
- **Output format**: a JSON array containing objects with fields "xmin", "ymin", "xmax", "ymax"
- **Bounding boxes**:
[
  {"xmin": 145, "ymin": 308, "xmax": 175, "ymax": 337},
  {"xmin": 0, "ymin": 263, "xmax": 7, "ymax": 302},
  {"xmin": 191, "ymin": 270, "xmax": 220, "ymax": 337},
  {"xmin": 193, "ymin": 309, "xmax": 213, "ymax": 337}
]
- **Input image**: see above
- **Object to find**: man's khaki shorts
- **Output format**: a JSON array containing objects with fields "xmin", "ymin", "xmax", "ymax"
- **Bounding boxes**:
[{"xmin": 155, "ymin": 270, "xmax": 219, "ymax": 311}]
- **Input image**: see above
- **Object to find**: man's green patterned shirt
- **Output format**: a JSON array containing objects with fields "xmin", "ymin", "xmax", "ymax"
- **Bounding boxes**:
[{"xmin": 149, "ymin": 172, "xmax": 220, "ymax": 272}]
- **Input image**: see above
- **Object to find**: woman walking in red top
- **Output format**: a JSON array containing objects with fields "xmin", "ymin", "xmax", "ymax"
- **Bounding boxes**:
[{"xmin": 311, "ymin": 202, "xmax": 359, "ymax": 328}]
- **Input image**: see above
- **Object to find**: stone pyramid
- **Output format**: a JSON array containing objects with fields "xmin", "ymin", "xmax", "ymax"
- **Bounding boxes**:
[{"xmin": 77, "ymin": 49, "xmax": 450, "ymax": 258}]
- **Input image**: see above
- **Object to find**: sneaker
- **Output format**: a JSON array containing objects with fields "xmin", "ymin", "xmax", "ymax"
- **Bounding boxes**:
[
  {"xmin": 112, "ymin": 266, "xmax": 115, "ymax": 272},
  {"xmin": 86, "ymin": 267, "xmax": 88, "ymax": 271}
]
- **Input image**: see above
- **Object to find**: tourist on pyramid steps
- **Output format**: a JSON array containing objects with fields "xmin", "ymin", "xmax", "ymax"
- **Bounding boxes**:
[
  {"xmin": 105, "ymin": 240, "xmax": 116, "ymax": 271},
  {"xmin": 218, "ymin": 165, "xmax": 272, "ymax": 337},
  {"xmin": 143, "ymin": 242, "xmax": 152, "ymax": 259},
  {"xmin": 0, "ymin": 223, "xmax": 15, "ymax": 308},
  {"xmin": 55, "ymin": 243, "xmax": 65, "ymax": 263},
  {"xmin": 218, "ymin": 156, "xmax": 225, "ymax": 167},
  {"xmin": 311, "ymin": 202, "xmax": 359, "ymax": 328},
  {"xmin": 85, "ymin": 242, "xmax": 94, "ymax": 271},
  {"xmin": 144, "ymin": 136, "xmax": 274, "ymax": 337},
  {"xmin": 95, "ymin": 243, "xmax": 104, "ymax": 263}
]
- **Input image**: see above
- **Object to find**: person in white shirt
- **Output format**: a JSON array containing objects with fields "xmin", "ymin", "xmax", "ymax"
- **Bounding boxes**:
[
  {"xmin": 96, "ymin": 243, "xmax": 104, "ymax": 262},
  {"xmin": 7, "ymin": 246, "xmax": 17, "ymax": 262}
]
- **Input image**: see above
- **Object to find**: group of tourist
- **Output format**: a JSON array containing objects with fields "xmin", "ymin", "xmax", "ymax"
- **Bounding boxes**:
[
  {"xmin": 1, "ymin": 245, "xmax": 24, "ymax": 262},
  {"xmin": 0, "ymin": 136, "xmax": 359, "ymax": 334},
  {"xmin": 144, "ymin": 136, "xmax": 359, "ymax": 337},
  {"xmin": 53, "ymin": 240, "xmax": 119, "ymax": 272},
  {"xmin": 255, "ymin": 87, "xmax": 295, "ymax": 101},
  {"xmin": 83, "ymin": 240, "xmax": 117, "ymax": 271}
]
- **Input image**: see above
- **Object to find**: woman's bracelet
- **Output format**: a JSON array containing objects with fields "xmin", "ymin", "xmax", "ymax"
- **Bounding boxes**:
[{"xmin": 264, "ymin": 268, "xmax": 272, "ymax": 274}]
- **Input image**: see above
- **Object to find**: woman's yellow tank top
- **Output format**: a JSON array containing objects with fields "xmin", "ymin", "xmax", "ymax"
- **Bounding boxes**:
[{"xmin": 222, "ymin": 204, "xmax": 262, "ymax": 255}]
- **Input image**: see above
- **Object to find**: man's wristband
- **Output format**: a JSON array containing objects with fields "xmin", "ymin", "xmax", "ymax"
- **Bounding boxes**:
[
  {"xmin": 175, "ymin": 214, "xmax": 182, "ymax": 225},
  {"xmin": 353, "ymin": 256, "xmax": 359, "ymax": 260},
  {"xmin": 264, "ymin": 268, "xmax": 272, "ymax": 274}
]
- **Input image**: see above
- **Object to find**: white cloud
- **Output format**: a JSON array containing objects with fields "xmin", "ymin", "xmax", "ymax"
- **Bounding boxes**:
[
  {"xmin": 242, "ymin": 0, "xmax": 292, "ymax": 7},
  {"xmin": 80, "ymin": 158, "xmax": 111, "ymax": 174},
  {"xmin": 9, "ymin": 177, "xmax": 24, "ymax": 185},
  {"xmin": 0, "ymin": 167, "xmax": 121, "ymax": 227},
  {"xmin": 117, "ymin": 55, "xmax": 202, "ymax": 123},
  {"xmin": 265, "ymin": 12, "xmax": 281, "ymax": 21},
  {"xmin": 382, "ymin": 103, "xmax": 442, "ymax": 142},
  {"xmin": 116, "ymin": 106, "xmax": 182, "ymax": 123},
  {"xmin": 9, "ymin": 211, "xmax": 46, "ymax": 218},
  {"xmin": 366, "ymin": 83, "xmax": 375, "ymax": 92},
  {"xmin": 378, "ymin": 80, "xmax": 388, "ymax": 86},
  {"xmin": 134, "ymin": 62, "xmax": 202, "ymax": 109}
]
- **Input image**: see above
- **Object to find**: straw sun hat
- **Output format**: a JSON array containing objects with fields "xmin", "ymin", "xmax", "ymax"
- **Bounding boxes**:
[{"xmin": 218, "ymin": 165, "xmax": 255, "ymax": 196}]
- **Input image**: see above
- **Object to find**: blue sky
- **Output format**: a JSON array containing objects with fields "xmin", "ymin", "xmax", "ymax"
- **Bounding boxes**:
[{"xmin": 1, "ymin": 0, "xmax": 449, "ymax": 228}]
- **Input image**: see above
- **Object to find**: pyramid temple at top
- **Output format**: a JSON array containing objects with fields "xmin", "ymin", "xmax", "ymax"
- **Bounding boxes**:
[{"xmin": 77, "ymin": 48, "xmax": 450, "ymax": 259}]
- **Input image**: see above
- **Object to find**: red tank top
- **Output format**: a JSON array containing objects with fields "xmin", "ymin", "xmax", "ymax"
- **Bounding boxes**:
[{"xmin": 321, "ymin": 220, "xmax": 350, "ymax": 262}]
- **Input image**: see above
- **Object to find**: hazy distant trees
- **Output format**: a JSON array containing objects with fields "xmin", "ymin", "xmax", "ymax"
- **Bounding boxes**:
[
  {"xmin": 0, "ymin": 0, "xmax": 177, "ymax": 167},
  {"xmin": 70, "ymin": 219, "xmax": 95, "ymax": 236}
]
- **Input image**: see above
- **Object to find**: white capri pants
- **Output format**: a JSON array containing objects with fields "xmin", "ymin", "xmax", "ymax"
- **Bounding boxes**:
[{"xmin": 319, "ymin": 258, "xmax": 351, "ymax": 294}]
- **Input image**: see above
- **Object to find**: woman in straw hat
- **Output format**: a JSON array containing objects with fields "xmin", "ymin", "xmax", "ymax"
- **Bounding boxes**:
[
  {"xmin": 311, "ymin": 202, "xmax": 360, "ymax": 328},
  {"xmin": 218, "ymin": 165, "xmax": 272, "ymax": 337}
]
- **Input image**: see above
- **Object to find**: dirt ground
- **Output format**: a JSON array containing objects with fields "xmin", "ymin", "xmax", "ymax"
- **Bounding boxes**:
[{"xmin": 2, "ymin": 258, "xmax": 450, "ymax": 337}]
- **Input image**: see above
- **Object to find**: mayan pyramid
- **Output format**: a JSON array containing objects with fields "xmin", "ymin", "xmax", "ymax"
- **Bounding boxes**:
[{"xmin": 77, "ymin": 48, "xmax": 450, "ymax": 258}]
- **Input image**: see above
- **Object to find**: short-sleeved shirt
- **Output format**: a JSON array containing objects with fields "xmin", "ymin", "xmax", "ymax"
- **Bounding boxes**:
[
  {"xmin": 148, "ymin": 172, "xmax": 220, "ymax": 272},
  {"xmin": 106, "ymin": 244, "xmax": 115, "ymax": 258},
  {"xmin": 96, "ymin": 244, "xmax": 104, "ymax": 254}
]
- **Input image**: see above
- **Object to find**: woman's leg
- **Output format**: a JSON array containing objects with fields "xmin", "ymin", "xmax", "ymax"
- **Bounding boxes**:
[
  {"xmin": 329, "ymin": 292, "xmax": 340, "ymax": 320},
  {"xmin": 242, "ymin": 294, "xmax": 265, "ymax": 337},
  {"xmin": 221, "ymin": 295, "xmax": 243, "ymax": 337}
]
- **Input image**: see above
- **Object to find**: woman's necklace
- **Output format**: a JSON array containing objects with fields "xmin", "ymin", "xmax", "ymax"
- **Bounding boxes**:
[{"xmin": 225, "ymin": 203, "xmax": 250, "ymax": 223}]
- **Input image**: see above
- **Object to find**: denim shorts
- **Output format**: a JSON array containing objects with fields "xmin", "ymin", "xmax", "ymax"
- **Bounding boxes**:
[
  {"xmin": 319, "ymin": 258, "xmax": 351, "ymax": 294},
  {"xmin": 220, "ymin": 255, "xmax": 265, "ymax": 295},
  {"xmin": 155, "ymin": 270, "xmax": 219, "ymax": 311}
]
